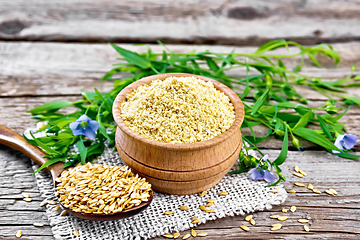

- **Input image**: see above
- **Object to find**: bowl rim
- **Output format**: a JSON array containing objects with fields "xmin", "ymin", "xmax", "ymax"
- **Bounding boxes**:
[{"xmin": 112, "ymin": 73, "xmax": 244, "ymax": 151}]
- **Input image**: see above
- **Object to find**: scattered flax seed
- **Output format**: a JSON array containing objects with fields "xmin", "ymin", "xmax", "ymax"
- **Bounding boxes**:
[
  {"xmin": 22, "ymin": 193, "xmax": 30, "ymax": 198},
  {"xmin": 299, "ymin": 170, "xmax": 307, "ymax": 176},
  {"xmin": 270, "ymin": 188, "xmax": 279, "ymax": 193},
  {"xmin": 163, "ymin": 235, "xmax": 173, "ymax": 239},
  {"xmin": 271, "ymin": 223, "xmax": 282, "ymax": 231},
  {"xmin": 293, "ymin": 172, "xmax": 303, "ymax": 178},
  {"xmin": 180, "ymin": 206, "xmax": 189, "ymax": 211},
  {"xmin": 287, "ymin": 190, "xmax": 296, "ymax": 193},
  {"xmin": 290, "ymin": 206, "xmax": 297, "ymax": 212},
  {"xmin": 329, "ymin": 189, "xmax": 338, "ymax": 195},
  {"xmin": 23, "ymin": 198, "xmax": 32, "ymax": 202},
  {"xmin": 245, "ymin": 214, "xmax": 253, "ymax": 221},
  {"xmin": 182, "ymin": 233, "xmax": 191, "ymax": 239},
  {"xmin": 282, "ymin": 208, "xmax": 287, "ymax": 213},
  {"xmin": 294, "ymin": 182, "xmax": 305, "ymax": 187},
  {"xmin": 60, "ymin": 210, "xmax": 68, "ymax": 216},
  {"xmin": 313, "ymin": 189, "xmax": 321, "ymax": 194},
  {"xmin": 304, "ymin": 225, "xmax": 310, "ymax": 232},
  {"xmin": 270, "ymin": 215, "xmax": 280, "ymax": 219},
  {"xmin": 191, "ymin": 229, "xmax": 197, "ymax": 237},
  {"xmin": 74, "ymin": 229, "xmax": 79, "ymax": 237},
  {"xmin": 197, "ymin": 232, "xmax": 208, "ymax": 237},
  {"xmin": 325, "ymin": 189, "xmax": 334, "ymax": 195},
  {"xmin": 307, "ymin": 183, "xmax": 314, "ymax": 190},
  {"xmin": 277, "ymin": 216, "xmax": 288, "ymax": 221},
  {"xmin": 16, "ymin": 230, "xmax": 22, "ymax": 238},
  {"xmin": 199, "ymin": 191, "xmax": 207, "ymax": 197},
  {"xmin": 207, "ymin": 199, "xmax": 216, "ymax": 203},
  {"xmin": 173, "ymin": 232, "xmax": 180, "ymax": 239},
  {"xmin": 33, "ymin": 223, "xmax": 44, "ymax": 227},
  {"xmin": 199, "ymin": 205, "xmax": 207, "ymax": 211},
  {"xmin": 206, "ymin": 202, "xmax": 214, "ymax": 207},
  {"xmin": 240, "ymin": 225, "xmax": 250, "ymax": 231},
  {"xmin": 164, "ymin": 211, "xmax": 174, "ymax": 215},
  {"xmin": 250, "ymin": 218, "xmax": 256, "ymax": 225},
  {"xmin": 191, "ymin": 218, "xmax": 201, "ymax": 224},
  {"xmin": 40, "ymin": 201, "xmax": 47, "ymax": 207},
  {"xmin": 298, "ymin": 219, "xmax": 309, "ymax": 223},
  {"xmin": 55, "ymin": 163, "xmax": 151, "ymax": 215},
  {"xmin": 121, "ymin": 76, "xmax": 235, "ymax": 143},
  {"xmin": 218, "ymin": 191, "xmax": 228, "ymax": 196},
  {"xmin": 47, "ymin": 200, "xmax": 57, "ymax": 205},
  {"xmin": 205, "ymin": 209, "xmax": 216, "ymax": 213},
  {"xmin": 54, "ymin": 205, "xmax": 60, "ymax": 211},
  {"xmin": 294, "ymin": 166, "xmax": 300, "ymax": 173}
]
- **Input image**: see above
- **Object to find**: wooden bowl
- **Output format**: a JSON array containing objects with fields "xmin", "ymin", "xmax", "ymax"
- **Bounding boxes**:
[{"xmin": 113, "ymin": 73, "xmax": 244, "ymax": 195}]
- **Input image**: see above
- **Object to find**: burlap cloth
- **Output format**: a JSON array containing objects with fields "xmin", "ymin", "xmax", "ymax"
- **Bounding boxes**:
[
  {"xmin": 24, "ymin": 121, "xmax": 287, "ymax": 240},
  {"xmin": 28, "ymin": 127, "xmax": 287, "ymax": 240}
]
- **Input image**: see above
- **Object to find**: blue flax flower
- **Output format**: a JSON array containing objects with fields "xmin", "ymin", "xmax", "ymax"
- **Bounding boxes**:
[
  {"xmin": 69, "ymin": 115, "xmax": 99, "ymax": 140},
  {"xmin": 334, "ymin": 134, "xmax": 358, "ymax": 152},
  {"xmin": 247, "ymin": 154, "xmax": 276, "ymax": 183}
]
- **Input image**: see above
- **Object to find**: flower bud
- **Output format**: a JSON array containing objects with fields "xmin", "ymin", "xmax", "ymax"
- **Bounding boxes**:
[
  {"xmin": 239, "ymin": 151, "xmax": 245, "ymax": 160},
  {"xmin": 299, "ymin": 98, "xmax": 308, "ymax": 104},
  {"xmin": 243, "ymin": 156, "xmax": 252, "ymax": 167},
  {"xmin": 275, "ymin": 129, "xmax": 285, "ymax": 136},
  {"xmin": 261, "ymin": 161, "xmax": 269, "ymax": 170},
  {"xmin": 283, "ymin": 84, "xmax": 292, "ymax": 90},
  {"xmin": 311, "ymin": 78, "xmax": 321, "ymax": 84},
  {"xmin": 344, "ymin": 100, "xmax": 354, "ymax": 105},
  {"xmin": 249, "ymin": 156, "xmax": 258, "ymax": 168},
  {"xmin": 295, "ymin": 78, "xmax": 306, "ymax": 85},
  {"xmin": 292, "ymin": 137, "xmax": 302, "ymax": 150},
  {"xmin": 325, "ymin": 105, "xmax": 338, "ymax": 115},
  {"xmin": 244, "ymin": 156, "xmax": 258, "ymax": 168}
]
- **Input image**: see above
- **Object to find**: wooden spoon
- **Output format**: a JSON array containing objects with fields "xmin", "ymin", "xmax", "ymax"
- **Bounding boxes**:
[{"xmin": 0, "ymin": 125, "xmax": 153, "ymax": 221}]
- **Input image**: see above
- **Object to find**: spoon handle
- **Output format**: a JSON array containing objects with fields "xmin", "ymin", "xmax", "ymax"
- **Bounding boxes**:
[{"xmin": 0, "ymin": 125, "xmax": 64, "ymax": 176}]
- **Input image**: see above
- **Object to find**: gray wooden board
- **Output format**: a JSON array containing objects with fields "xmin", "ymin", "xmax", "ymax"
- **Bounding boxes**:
[
  {"xmin": 1, "ymin": 146, "xmax": 359, "ymax": 239},
  {"xmin": 0, "ymin": 0, "xmax": 360, "ymax": 45},
  {"xmin": 1, "ymin": 42, "xmax": 360, "ymax": 98},
  {"xmin": 1, "ymin": 40, "xmax": 360, "ymax": 239}
]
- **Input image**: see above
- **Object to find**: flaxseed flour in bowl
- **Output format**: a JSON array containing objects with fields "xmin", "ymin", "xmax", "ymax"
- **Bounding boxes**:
[
  {"xmin": 120, "ymin": 76, "xmax": 235, "ymax": 144},
  {"xmin": 113, "ymin": 73, "xmax": 244, "ymax": 195}
]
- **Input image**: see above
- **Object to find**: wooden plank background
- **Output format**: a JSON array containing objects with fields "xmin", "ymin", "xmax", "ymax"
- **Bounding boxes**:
[
  {"xmin": 0, "ymin": 0, "xmax": 360, "ymax": 45},
  {"xmin": 1, "ymin": 0, "xmax": 360, "ymax": 239}
]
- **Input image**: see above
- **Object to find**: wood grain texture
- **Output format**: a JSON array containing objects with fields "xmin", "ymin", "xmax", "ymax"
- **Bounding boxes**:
[
  {"xmin": 0, "ymin": 0, "xmax": 360, "ymax": 45},
  {"xmin": 1, "ymin": 41, "xmax": 360, "ymax": 99},
  {"xmin": 0, "ymin": 27, "xmax": 360, "ymax": 237},
  {"xmin": 1, "ymin": 146, "xmax": 359, "ymax": 239}
]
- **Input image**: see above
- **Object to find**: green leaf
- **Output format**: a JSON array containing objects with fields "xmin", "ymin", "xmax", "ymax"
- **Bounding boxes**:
[
  {"xmin": 33, "ymin": 158, "xmax": 63, "ymax": 174},
  {"xmin": 27, "ymin": 101, "xmax": 73, "ymax": 114},
  {"xmin": 26, "ymin": 132, "xmax": 60, "ymax": 155},
  {"xmin": 316, "ymin": 113, "xmax": 334, "ymax": 141},
  {"xmin": 273, "ymin": 125, "xmax": 288, "ymax": 165},
  {"xmin": 333, "ymin": 151, "xmax": 359, "ymax": 160},
  {"xmin": 110, "ymin": 43, "xmax": 151, "ymax": 69},
  {"xmin": 307, "ymin": 53, "xmax": 322, "ymax": 68},
  {"xmin": 256, "ymin": 39, "xmax": 287, "ymax": 53},
  {"xmin": 97, "ymin": 121, "xmax": 110, "ymax": 140},
  {"xmin": 241, "ymin": 60, "xmax": 251, "ymax": 99},
  {"xmin": 243, "ymin": 129, "xmax": 272, "ymax": 144},
  {"xmin": 77, "ymin": 138, "xmax": 87, "ymax": 165},
  {"xmin": 342, "ymin": 95, "xmax": 360, "ymax": 106},
  {"xmin": 293, "ymin": 127, "xmax": 340, "ymax": 151},
  {"xmin": 328, "ymin": 107, "xmax": 350, "ymax": 122},
  {"xmin": 94, "ymin": 88, "xmax": 113, "ymax": 112},
  {"xmin": 293, "ymin": 110, "xmax": 314, "ymax": 130},
  {"xmin": 251, "ymin": 88, "xmax": 270, "ymax": 115}
]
